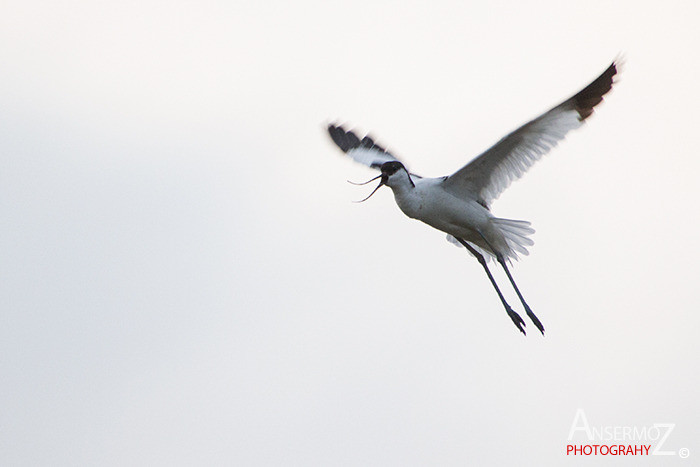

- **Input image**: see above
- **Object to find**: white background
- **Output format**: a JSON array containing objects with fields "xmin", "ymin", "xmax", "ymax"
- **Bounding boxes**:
[{"xmin": 1, "ymin": 1, "xmax": 698, "ymax": 465}]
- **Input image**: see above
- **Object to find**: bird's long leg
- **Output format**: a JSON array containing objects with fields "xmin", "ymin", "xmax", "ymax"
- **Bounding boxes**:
[
  {"xmin": 455, "ymin": 237, "xmax": 526, "ymax": 335},
  {"xmin": 496, "ymin": 256, "xmax": 545, "ymax": 335}
]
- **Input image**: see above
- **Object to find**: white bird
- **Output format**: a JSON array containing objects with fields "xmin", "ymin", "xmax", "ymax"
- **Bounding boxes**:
[{"xmin": 328, "ymin": 61, "xmax": 619, "ymax": 335}]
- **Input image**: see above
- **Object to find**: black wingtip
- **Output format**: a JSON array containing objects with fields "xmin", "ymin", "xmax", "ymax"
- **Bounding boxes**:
[
  {"xmin": 573, "ymin": 60, "xmax": 619, "ymax": 120},
  {"xmin": 327, "ymin": 123, "xmax": 390, "ymax": 155},
  {"xmin": 328, "ymin": 124, "xmax": 357, "ymax": 153}
]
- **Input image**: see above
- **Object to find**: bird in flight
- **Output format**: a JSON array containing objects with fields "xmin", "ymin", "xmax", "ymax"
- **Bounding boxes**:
[{"xmin": 328, "ymin": 61, "xmax": 618, "ymax": 335}]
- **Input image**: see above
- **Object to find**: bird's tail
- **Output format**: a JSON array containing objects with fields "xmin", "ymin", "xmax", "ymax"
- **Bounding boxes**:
[
  {"xmin": 446, "ymin": 218, "xmax": 534, "ymax": 263},
  {"xmin": 491, "ymin": 218, "xmax": 535, "ymax": 262}
]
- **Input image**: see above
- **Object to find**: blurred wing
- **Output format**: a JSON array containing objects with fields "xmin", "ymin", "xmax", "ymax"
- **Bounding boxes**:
[
  {"xmin": 327, "ymin": 124, "xmax": 401, "ymax": 169},
  {"xmin": 441, "ymin": 61, "xmax": 618, "ymax": 206}
]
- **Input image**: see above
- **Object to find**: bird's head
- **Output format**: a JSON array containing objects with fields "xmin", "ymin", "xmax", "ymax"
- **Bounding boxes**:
[
  {"xmin": 379, "ymin": 161, "xmax": 411, "ymax": 188},
  {"xmin": 351, "ymin": 161, "xmax": 414, "ymax": 202}
]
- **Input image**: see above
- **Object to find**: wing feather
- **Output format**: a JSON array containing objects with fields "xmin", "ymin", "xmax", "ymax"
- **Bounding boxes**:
[
  {"xmin": 441, "ymin": 61, "xmax": 619, "ymax": 206},
  {"xmin": 327, "ymin": 124, "xmax": 401, "ymax": 169}
]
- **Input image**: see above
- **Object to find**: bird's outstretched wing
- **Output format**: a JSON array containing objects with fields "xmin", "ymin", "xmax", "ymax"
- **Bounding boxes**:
[
  {"xmin": 441, "ymin": 61, "xmax": 619, "ymax": 207},
  {"xmin": 327, "ymin": 124, "xmax": 402, "ymax": 169}
]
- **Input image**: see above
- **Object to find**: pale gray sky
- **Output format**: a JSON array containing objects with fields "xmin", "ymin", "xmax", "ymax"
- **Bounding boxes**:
[{"xmin": 1, "ymin": 0, "xmax": 699, "ymax": 465}]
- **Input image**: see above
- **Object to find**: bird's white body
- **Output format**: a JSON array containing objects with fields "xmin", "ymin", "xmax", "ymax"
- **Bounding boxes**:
[
  {"xmin": 385, "ymin": 171, "xmax": 532, "ymax": 262},
  {"xmin": 327, "ymin": 60, "xmax": 619, "ymax": 334}
]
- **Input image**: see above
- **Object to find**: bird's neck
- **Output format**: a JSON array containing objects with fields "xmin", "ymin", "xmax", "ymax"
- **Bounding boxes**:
[
  {"xmin": 389, "ymin": 180, "xmax": 414, "ymax": 196},
  {"xmin": 389, "ymin": 179, "xmax": 421, "ymax": 219},
  {"xmin": 387, "ymin": 170, "xmax": 415, "ymax": 191},
  {"xmin": 388, "ymin": 172, "xmax": 417, "ymax": 201}
]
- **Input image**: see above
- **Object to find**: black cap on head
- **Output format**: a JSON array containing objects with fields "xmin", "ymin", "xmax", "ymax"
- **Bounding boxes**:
[{"xmin": 381, "ymin": 161, "xmax": 405, "ymax": 175}]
